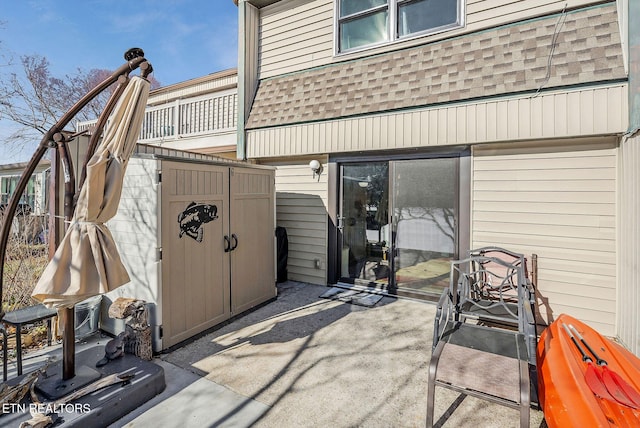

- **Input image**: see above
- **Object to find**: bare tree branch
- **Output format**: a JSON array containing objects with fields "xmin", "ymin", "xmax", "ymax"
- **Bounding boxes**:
[{"xmin": 0, "ymin": 53, "xmax": 161, "ymax": 157}]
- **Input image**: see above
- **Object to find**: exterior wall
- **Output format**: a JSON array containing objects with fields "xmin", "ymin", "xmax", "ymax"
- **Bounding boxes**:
[
  {"xmin": 472, "ymin": 141, "xmax": 618, "ymax": 336},
  {"xmin": 249, "ymin": 3, "xmax": 625, "ymax": 131},
  {"xmin": 247, "ymin": 84, "xmax": 628, "ymax": 157},
  {"xmin": 242, "ymin": 0, "xmax": 633, "ymax": 347},
  {"xmin": 261, "ymin": 156, "xmax": 328, "ymax": 285},
  {"xmin": 618, "ymin": 131, "xmax": 640, "ymax": 355},
  {"xmin": 258, "ymin": 0, "xmax": 603, "ymax": 79},
  {"xmin": 259, "ymin": 0, "xmax": 333, "ymax": 79}
]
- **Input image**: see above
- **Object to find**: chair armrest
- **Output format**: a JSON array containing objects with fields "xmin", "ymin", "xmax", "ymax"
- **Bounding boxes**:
[
  {"xmin": 436, "ymin": 288, "xmax": 451, "ymax": 309},
  {"xmin": 433, "ymin": 289, "xmax": 454, "ymax": 350}
]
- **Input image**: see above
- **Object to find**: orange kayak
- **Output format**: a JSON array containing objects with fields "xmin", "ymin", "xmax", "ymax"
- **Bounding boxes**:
[{"xmin": 537, "ymin": 314, "xmax": 640, "ymax": 427}]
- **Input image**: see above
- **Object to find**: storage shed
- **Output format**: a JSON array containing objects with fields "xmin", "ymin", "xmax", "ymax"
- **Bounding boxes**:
[{"xmin": 101, "ymin": 144, "xmax": 276, "ymax": 351}]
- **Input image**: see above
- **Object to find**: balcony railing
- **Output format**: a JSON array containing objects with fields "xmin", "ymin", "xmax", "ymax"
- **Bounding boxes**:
[{"xmin": 77, "ymin": 91, "xmax": 238, "ymax": 141}]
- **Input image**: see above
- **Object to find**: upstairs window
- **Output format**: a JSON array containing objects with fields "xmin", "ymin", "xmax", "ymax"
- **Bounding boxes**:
[{"xmin": 337, "ymin": 0, "xmax": 464, "ymax": 53}]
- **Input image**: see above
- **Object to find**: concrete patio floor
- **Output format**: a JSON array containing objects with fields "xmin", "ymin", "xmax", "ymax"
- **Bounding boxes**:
[
  {"xmin": 126, "ymin": 281, "xmax": 545, "ymax": 427},
  {"xmin": 8, "ymin": 281, "xmax": 546, "ymax": 427}
]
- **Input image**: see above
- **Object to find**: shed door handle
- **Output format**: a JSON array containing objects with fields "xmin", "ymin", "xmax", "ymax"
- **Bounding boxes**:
[
  {"xmin": 224, "ymin": 235, "xmax": 231, "ymax": 252},
  {"xmin": 230, "ymin": 234, "xmax": 238, "ymax": 251}
]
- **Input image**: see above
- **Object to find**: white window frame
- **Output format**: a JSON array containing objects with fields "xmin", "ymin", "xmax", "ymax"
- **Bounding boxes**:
[{"xmin": 334, "ymin": 0, "xmax": 466, "ymax": 55}]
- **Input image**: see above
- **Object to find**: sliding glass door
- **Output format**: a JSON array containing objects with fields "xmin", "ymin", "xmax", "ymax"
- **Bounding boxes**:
[
  {"xmin": 339, "ymin": 162, "xmax": 390, "ymax": 285},
  {"xmin": 391, "ymin": 158, "xmax": 457, "ymax": 296},
  {"xmin": 338, "ymin": 157, "xmax": 458, "ymax": 298}
]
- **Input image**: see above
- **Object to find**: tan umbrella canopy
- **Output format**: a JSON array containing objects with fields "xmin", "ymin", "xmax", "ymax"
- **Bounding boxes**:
[{"xmin": 32, "ymin": 76, "xmax": 150, "ymax": 308}]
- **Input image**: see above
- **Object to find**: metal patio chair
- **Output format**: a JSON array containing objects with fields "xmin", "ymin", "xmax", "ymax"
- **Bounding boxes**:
[
  {"xmin": 426, "ymin": 317, "xmax": 531, "ymax": 427},
  {"xmin": 432, "ymin": 250, "xmax": 538, "ymax": 368}
]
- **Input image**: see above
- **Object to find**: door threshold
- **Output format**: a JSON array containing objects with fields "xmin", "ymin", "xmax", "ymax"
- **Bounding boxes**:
[
  {"xmin": 335, "ymin": 281, "xmax": 390, "ymax": 296},
  {"xmin": 333, "ymin": 281, "xmax": 439, "ymax": 303}
]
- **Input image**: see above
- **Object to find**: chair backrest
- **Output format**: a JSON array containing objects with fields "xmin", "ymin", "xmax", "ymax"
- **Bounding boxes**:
[
  {"xmin": 451, "ymin": 254, "xmax": 525, "ymax": 321},
  {"xmin": 468, "ymin": 247, "xmax": 529, "ymax": 298}
]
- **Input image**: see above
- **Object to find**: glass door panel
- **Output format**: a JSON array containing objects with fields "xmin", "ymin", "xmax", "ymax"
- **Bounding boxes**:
[
  {"xmin": 392, "ymin": 158, "xmax": 457, "ymax": 296},
  {"xmin": 339, "ymin": 163, "xmax": 389, "ymax": 285}
]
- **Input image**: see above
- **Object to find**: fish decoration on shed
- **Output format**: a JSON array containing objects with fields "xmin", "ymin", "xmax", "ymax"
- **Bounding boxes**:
[{"xmin": 178, "ymin": 202, "xmax": 219, "ymax": 242}]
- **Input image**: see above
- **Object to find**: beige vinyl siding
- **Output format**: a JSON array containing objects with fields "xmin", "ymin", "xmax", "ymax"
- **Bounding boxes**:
[
  {"xmin": 258, "ymin": 0, "xmax": 600, "ymax": 79},
  {"xmin": 262, "ymin": 157, "xmax": 328, "ymax": 285},
  {"xmin": 471, "ymin": 142, "xmax": 617, "ymax": 336},
  {"xmin": 618, "ymin": 132, "xmax": 640, "ymax": 355},
  {"xmin": 247, "ymin": 84, "xmax": 628, "ymax": 158},
  {"xmin": 258, "ymin": 0, "xmax": 333, "ymax": 78}
]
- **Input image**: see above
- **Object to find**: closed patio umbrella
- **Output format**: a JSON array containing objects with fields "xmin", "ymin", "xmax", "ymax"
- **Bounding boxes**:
[
  {"xmin": 0, "ymin": 50, "xmax": 152, "ymax": 391},
  {"xmin": 32, "ymin": 76, "xmax": 149, "ymax": 308}
]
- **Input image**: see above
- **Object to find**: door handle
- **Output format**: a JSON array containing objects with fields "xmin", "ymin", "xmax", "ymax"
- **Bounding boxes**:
[
  {"xmin": 224, "ymin": 235, "xmax": 231, "ymax": 252},
  {"xmin": 230, "ymin": 234, "xmax": 238, "ymax": 251}
]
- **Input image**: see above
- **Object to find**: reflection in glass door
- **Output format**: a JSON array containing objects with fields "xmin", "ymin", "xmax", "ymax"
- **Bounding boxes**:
[
  {"xmin": 339, "ymin": 163, "xmax": 390, "ymax": 286},
  {"xmin": 392, "ymin": 158, "xmax": 457, "ymax": 296},
  {"xmin": 338, "ymin": 158, "xmax": 458, "ymax": 298}
]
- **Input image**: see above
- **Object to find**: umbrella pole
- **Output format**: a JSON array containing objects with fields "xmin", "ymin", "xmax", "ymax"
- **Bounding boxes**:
[
  {"xmin": 56, "ymin": 132, "xmax": 77, "ymax": 380},
  {"xmin": 62, "ymin": 308, "xmax": 75, "ymax": 379},
  {"xmin": 56, "ymin": 51, "xmax": 152, "ymax": 383}
]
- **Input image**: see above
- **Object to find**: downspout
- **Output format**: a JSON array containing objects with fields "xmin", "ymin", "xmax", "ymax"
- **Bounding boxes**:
[
  {"xmin": 618, "ymin": 0, "xmax": 640, "ymax": 356},
  {"xmin": 236, "ymin": 0, "xmax": 247, "ymax": 160},
  {"xmin": 629, "ymin": 0, "xmax": 640, "ymax": 130},
  {"xmin": 236, "ymin": 0, "xmax": 259, "ymax": 161},
  {"xmin": 628, "ymin": 0, "xmax": 640, "ymax": 357}
]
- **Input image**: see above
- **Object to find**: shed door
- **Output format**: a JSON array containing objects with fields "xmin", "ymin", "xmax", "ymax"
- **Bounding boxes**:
[
  {"xmin": 229, "ymin": 166, "xmax": 276, "ymax": 314},
  {"xmin": 161, "ymin": 161, "xmax": 230, "ymax": 348}
]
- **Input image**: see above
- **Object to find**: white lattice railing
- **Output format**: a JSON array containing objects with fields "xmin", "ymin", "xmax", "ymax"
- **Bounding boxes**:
[{"xmin": 77, "ymin": 92, "xmax": 238, "ymax": 141}]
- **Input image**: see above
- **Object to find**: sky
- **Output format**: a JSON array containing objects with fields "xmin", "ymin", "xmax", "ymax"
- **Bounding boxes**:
[{"xmin": 0, "ymin": 0, "xmax": 239, "ymax": 163}]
